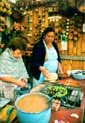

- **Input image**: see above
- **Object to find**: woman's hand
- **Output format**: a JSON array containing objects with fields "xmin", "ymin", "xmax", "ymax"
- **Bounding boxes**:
[
  {"xmin": 18, "ymin": 79, "xmax": 27, "ymax": 88},
  {"xmin": 0, "ymin": 76, "xmax": 27, "ymax": 88},
  {"xmin": 39, "ymin": 66, "xmax": 50, "ymax": 78}
]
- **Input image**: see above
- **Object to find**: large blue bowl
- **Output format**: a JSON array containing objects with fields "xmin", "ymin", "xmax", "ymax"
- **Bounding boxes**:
[{"xmin": 15, "ymin": 93, "xmax": 52, "ymax": 123}]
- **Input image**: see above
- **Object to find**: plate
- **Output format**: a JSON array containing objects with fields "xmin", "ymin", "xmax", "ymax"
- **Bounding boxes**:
[
  {"xmin": 71, "ymin": 70, "xmax": 85, "ymax": 80},
  {"xmin": 45, "ymin": 73, "xmax": 58, "ymax": 82}
]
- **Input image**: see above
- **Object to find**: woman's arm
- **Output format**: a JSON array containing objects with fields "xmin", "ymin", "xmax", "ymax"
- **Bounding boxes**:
[
  {"xmin": 58, "ymin": 62, "xmax": 64, "ymax": 74},
  {"xmin": 0, "ymin": 76, "xmax": 26, "ymax": 87},
  {"xmin": 31, "ymin": 41, "xmax": 46, "ymax": 79},
  {"xmin": 32, "ymin": 42, "xmax": 45, "ymax": 69},
  {"xmin": 39, "ymin": 66, "xmax": 50, "ymax": 78}
]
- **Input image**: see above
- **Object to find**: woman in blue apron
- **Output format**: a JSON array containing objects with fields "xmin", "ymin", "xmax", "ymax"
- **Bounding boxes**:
[{"xmin": 31, "ymin": 27, "xmax": 64, "ymax": 87}]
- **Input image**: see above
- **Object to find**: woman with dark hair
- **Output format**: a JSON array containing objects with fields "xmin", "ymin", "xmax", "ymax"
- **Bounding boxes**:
[
  {"xmin": 0, "ymin": 36, "xmax": 29, "ymax": 99},
  {"xmin": 31, "ymin": 27, "xmax": 64, "ymax": 87}
]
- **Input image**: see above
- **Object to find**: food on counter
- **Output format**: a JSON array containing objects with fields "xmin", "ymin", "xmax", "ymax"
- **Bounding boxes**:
[
  {"xmin": 58, "ymin": 73, "xmax": 69, "ymax": 79},
  {"xmin": 58, "ymin": 78, "xmax": 80, "ymax": 87},
  {"xmin": 64, "ymin": 80, "xmax": 80, "ymax": 87},
  {"xmin": 16, "ymin": 93, "xmax": 49, "ymax": 113},
  {"xmin": 40, "ymin": 83, "xmax": 83, "ymax": 108},
  {"xmin": 70, "ymin": 113, "xmax": 79, "ymax": 118},
  {"xmin": 54, "ymin": 120, "xmax": 66, "ymax": 123},
  {"xmin": 42, "ymin": 85, "xmax": 68, "ymax": 98},
  {"xmin": 45, "ymin": 73, "xmax": 58, "ymax": 82}
]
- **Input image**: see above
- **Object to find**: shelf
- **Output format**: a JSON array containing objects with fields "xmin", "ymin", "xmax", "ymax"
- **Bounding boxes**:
[{"xmin": 61, "ymin": 55, "xmax": 85, "ymax": 61}]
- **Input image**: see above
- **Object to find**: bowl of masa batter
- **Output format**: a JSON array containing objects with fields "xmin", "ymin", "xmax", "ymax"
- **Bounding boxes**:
[{"xmin": 15, "ymin": 93, "xmax": 52, "ymax": 123}]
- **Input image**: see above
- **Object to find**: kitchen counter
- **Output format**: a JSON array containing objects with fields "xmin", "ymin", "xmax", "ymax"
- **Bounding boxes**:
[
  {"xmin": 30, "ymin": 78, "xmax": 85, "ymax": 123},
  {"xmin": 49, "ymin": 78, "xmax": 85, "ymax": 123},
  {"xmin": 0, "ymin": 78, "xmax": 85, "ymax": 123},
  {"xmin": 50, "ymin": 107, "xmax": 83, "ymax": 123}
]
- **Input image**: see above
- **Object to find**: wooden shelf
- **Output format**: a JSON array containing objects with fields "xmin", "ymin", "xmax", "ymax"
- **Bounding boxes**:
[{"xmin": 61, "ymin": 55, "xmax": 85, "ymax": 61}]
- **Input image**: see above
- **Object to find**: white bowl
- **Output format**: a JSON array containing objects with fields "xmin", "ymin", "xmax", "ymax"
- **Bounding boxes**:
[{"xmin": 71, "ymin": 70, "xmax": 85, "ymax": 80}]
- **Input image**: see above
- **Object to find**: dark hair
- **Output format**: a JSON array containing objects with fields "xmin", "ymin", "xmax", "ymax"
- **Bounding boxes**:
[
  {"xmin": 41, "ymin": 26, "xmax": 55, "ymax": 40},
  {"xmin": 8, "ymin": 36, "xmax": 28, "ymax": 51}
]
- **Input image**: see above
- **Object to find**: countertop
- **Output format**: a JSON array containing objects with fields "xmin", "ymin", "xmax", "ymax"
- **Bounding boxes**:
[
  {"xmin": 31, "ymin": 78, "xmax": 85, "ymax": 123},
  {"xmin": 49, "ymin": 78, "xmax": 85, "ymax": 123},
  {"xmin": 0, "ymin": 78, "xmax": 85, "ymax": 123}
]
